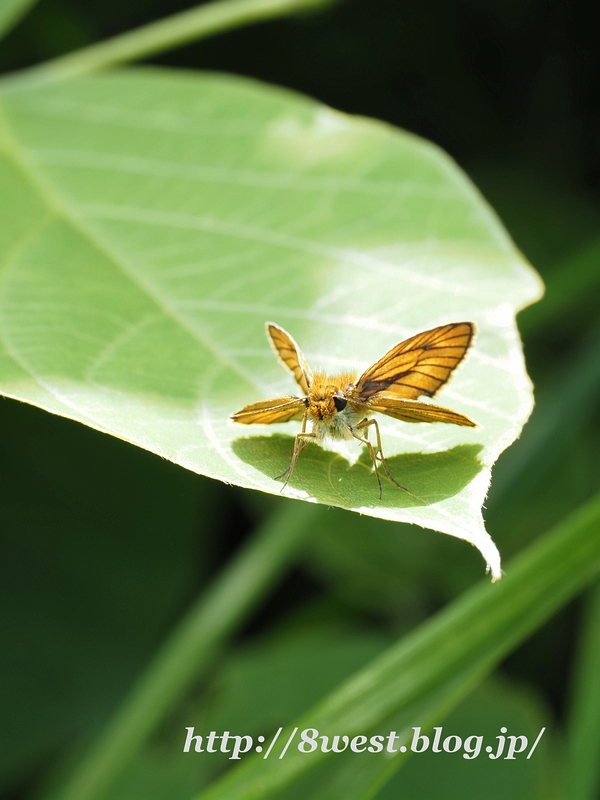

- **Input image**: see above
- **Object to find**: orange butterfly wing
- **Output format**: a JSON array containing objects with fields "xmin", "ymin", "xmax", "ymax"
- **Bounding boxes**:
[
  {"xmin": 266, "ymin": 322, "xmax": 313, "ymax": 394},
  {"xmin": 230, "ymin": 396, "xmax": 306, "ymax": 425},
  {"xmin": 366, "ymin": 396, "xmax": 476, "ymax": 427},
  {"xmin": 355, "ymin": 322, "xmax": 475, "ymax": 401}
]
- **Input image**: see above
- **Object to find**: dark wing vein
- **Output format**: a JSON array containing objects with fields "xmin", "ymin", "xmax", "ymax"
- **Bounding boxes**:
[{"xmin": 356, "ymin": 322, "xmax": 475, "ymax": 400}]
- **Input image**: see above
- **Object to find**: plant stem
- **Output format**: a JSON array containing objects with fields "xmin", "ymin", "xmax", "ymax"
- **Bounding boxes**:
[
  {"xmin": 0, "ymin": 0, "xmax": 40, "ymax": 39},
  {"xmin": 46, "ymin": 500, "xmax": 319, "ymax": 800},
  {"xmin": 0, "ymin": 0, "xmax": 335, "ymax": 90}
]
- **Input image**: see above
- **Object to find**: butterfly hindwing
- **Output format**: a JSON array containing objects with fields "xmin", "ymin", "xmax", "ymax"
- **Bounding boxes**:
[{"xmin": 367, "ymin": 395, "xmax": 476, "ymax": 426}]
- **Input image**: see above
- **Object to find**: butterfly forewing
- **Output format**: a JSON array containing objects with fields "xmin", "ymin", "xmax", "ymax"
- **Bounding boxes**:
[
  {"xmin": 230, "ymin": 397, "xmax": 306, "ymax": 425},
  {"xmin": 355, "ymin": 322, "xmax": 474, "ymax": 401},
  {"xmin": 266, "ymin": 322, "xmax": 313, "ymax": 394}
]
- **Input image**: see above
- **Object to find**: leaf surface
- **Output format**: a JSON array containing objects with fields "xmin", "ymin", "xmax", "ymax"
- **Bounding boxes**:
[{"xmin": 0, "ymin": 69, "xmax": 542, "ymax": 576}]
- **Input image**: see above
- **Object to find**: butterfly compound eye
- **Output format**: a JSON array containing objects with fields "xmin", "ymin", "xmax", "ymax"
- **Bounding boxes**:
[{"xmin": 333, "ymin": 395, "xmax": 347, "ymax": 412}]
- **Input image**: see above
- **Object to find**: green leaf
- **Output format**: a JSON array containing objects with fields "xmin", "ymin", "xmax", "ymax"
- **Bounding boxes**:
[
  {"xmin": 0, "ymin": 0, "xmax": 38, "ymax": 39},
  {"xmin": 0, "ymin": 69, "xmax": 541, "ymax": 578}
]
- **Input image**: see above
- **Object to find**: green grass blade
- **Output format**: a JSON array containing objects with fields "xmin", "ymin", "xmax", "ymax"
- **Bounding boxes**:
[
  {"xmin": 0, "ymin": 0, "xmax": 337, "ymax": 90},
  {"xmin": 193, "ymin": 491, "xmax": 600, "ymax": 800},
  {"xmin": 44, "ymin": 500, "xmax": 318, "ymax": 800},
  {"xmin": 566, "ymin": 580, "xmax": 600, "ymax": 800}
]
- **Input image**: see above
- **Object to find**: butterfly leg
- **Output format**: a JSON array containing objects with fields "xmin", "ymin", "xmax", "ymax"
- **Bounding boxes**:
[
  {"xmin": 274, "ymin": 414, "xmax": 316, "ymax": 491},
  {"xmin": 349, "ymin": 421, "xmax": 384, "ymax": 498},
  {"xmin": 353, "ymin": 418, "xmax": 408, "ymax": 496}
]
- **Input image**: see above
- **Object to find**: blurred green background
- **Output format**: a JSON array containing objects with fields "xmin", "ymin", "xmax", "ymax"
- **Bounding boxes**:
[{"xmin": 1, "ymin": 1, "xmax": 599, "ymax": 798}]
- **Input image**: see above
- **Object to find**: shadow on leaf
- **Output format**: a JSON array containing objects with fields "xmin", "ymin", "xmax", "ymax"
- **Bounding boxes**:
[{"xmin": 232, "ymin": 434, "xmax": 484, "ymax": 510}]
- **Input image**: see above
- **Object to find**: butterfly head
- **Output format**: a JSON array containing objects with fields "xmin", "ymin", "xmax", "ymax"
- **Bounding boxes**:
[
  {"xmin": 305, "ymin": 372, "xmax": 358, "ymax": 431},
  {"xmin": 306, "ymin": 393, "xmax": 339, "ymax": 422}
]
